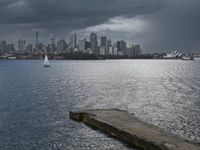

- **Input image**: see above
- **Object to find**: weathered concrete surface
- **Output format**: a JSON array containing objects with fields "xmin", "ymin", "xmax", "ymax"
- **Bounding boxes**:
[{"xmin": 69, "ymin": 109, "xmax": 200, "ymax": 150}]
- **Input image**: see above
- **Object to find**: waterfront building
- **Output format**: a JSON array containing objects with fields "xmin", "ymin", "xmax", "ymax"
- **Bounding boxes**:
[{"xmin": 90, "ymin": 33, "xmax": 98, "ymax": 54}]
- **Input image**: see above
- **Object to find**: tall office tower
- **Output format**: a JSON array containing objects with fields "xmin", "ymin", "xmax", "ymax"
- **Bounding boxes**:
[
  {"xmin": 108, "ymin": 46, "xmax": 114, "ymax": 55},
  {"xmin": 35, "ymin": 31, "xmax": 39, "ymax": 53},
  {"xmin": 135, "ymin": 44, "xmax": 142, "ymax": 56},
  {"xmin": 90, "ymin": 33, "xmax": 98, "ymax": 54},
  {"xmin": 50, "ymin": 33, "xmax": 56, "ymax": 53},
  {"xmin": 129, "ymin": 44, "xmax": 135, "ymax": 56},
  {"xmin": 85, "ymin": 40, "xmax": 90, "ymax": 50},
  {"xmin": 78, "ymin": 39, "xmax": 86, "ymax": 52},
  {"xmin": 107, "ymin": 39, "xmax": 112, "ymax": 49},
  {"xmin": 0, "ymin": 41, "xmax": 7, "ymax": 54},
  {"xmin": 18, "ymin": 39, "xmax": 26, "ymax": 51},
  {"xmin": 101, "ymin": 36, "xmax": 107, "ymax": 47},
  {"xmin": 70, "ymin": 33, "xmax": 77, "ymax": 48},
  {"xmin": 117, "ymin": 40, "xmax": 126, "ymax": 55},
  {"xmin": 57, "ymin": 39, "xmax": 67, "ymax": 53},
  {"xmin": 100, "ymin": 36, "xmax": 107, "ymax": 55},
  {"xmin": 100, "ymin": 46, "xmax": 106, "ymax": 55},
  {"xmin": 38, "ymin": 43, "xmax": 43, "ymax": 53},
  {"xmin": 26, "ymin": 44, "xmax": 33, "ymax": 53},
  {"xmin": 7, "ymin": 43, "xmax": 15, "ymax": 53}
]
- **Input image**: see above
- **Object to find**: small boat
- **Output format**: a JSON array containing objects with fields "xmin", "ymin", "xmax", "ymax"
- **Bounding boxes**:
[
  {"xmin": 44, "ymin": 54, "xmax": 50, "ymax": 67},
  {"xmin": 8, "ymin": 56, "xmax": 16, "ymax": 60},
  {"xmin": 181, "ymin": 56, "xmax": 194, "ymax": 60}
]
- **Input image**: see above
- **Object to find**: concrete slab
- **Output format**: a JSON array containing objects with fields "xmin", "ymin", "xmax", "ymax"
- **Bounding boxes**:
[{"xmin": 69, "ymin": 109, "xmax": 200, "ymax": 150}]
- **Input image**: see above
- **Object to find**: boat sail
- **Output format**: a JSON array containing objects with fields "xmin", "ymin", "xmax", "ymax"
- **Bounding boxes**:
[{"xmin": 44, "ymin": 54, "xmax": 50, "ymax": 67}]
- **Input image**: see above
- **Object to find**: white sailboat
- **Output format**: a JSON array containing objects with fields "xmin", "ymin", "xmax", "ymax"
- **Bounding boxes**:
[{"xmin": 44, "ymin": 54, "xmax": 50, "ymax": 67}]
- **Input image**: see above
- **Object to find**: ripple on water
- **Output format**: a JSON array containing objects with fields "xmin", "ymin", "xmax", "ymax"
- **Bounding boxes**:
[{"xmin": 0, "ymin": 60, "xmax": 199, "ymax": 150}]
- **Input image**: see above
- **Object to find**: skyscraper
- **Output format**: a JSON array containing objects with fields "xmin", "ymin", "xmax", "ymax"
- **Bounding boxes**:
[
  {"xmin": 18, "ymin": 39, "xmax": 26, "ymax": 51},
  {"xmin": 100, "ymin": 36, "xmax": 107, "ymax": 55},
  {"xmin": 35, "ymin": 31, "xmax": 39, "ymax": 53},
  {"xmin": 38, "ymin": 43, "xmax": 43, "ymax": 53},
  {"xmin": 70, "ymin": 33, "xmax": 77, "ymax": 48},
  {"xmin": 90, "ymin": 33, "xmax": 98, "ymax": 54},
  {"xmin": 78, "ymin": 39, "xmax": 86, "ymax": 52},
  {"xmin": 0, "ymin": 41, "xmax": 7, "ymax": 53},
  {"xmin": 26, "ymin": 44, "xmax": 33, "ymax": 53},
  {"xmin": 135, "ymin": 44, "xmax": 142, "ymax": 56},
  {"xmin": 50, "ymin": 33, "xmax": 56, "ymax": 53},
  {"xmin": 117, "ymin": 40, "xmax": 126, "ymax": 55},
  {"xmin": 101, "ymin": 36, "xmax": 107, "ymax": 47},
  {"xmin": 7, "ymin": 43, "xmax": 15, "ymax": 53},
  {"xmin": 57, "ymin": 39, "xmax": 67, "ymax": 53},
  {"xmin": 107, "ymin": 39, "xmax": 112, "ymax": 49}
]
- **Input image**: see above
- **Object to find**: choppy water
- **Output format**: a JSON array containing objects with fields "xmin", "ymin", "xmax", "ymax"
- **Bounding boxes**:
[{"xmin": 0, "ymin": 59, "xmax": 200, "ymax": 150}]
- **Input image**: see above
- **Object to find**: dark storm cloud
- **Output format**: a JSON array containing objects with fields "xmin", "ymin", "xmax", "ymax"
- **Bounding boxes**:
[
  {"xmin": 0, "ymin": 0, "xmax": 163, "ymax": 27},
  {"xmin": 0, "ymin": 0, "xmax": 200, "ymax": 52}
]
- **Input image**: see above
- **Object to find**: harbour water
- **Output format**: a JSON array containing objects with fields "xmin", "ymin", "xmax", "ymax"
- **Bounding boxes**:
[{"xmin": 0, "ymin": 60, "xmax": 200, "ymax": 149}]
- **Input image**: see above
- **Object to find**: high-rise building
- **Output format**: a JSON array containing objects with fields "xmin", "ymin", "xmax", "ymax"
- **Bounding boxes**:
[
  {"xmin": 107, "ymin": 39, "xmax": 112, "ymax": 50},
  {"xmin": 38, "ymin": 43, "xmax": 43, "ymax": 53},
  {"xmin": 100, "ymin": 46, "xmax": 106, "ymax": 55},
  {"xmin": 35, "ymin": 31, "xmax": 39, "ymax": 53},
  {"xmin": 90, "ymin": 33, "xmax": 98, "ymax": 54},
  {"xmin": 101, "ymin": 37, "xmax": 107, "ymax": 47},
  {"xmin": 7, "ymin": 43, "xmax": 15, "ymax": 53},
  {"xmin": 70, "ymin": 33, "xmax": 77, "ymax": 48},
  {"xmin": 134, "ymin": 44, "xmax": 142, "ymax": 56},
  {"xmin": 18, "ymin": 39, "xmax": 26, "ymax": 51},
  {"xmin": 57, "ymin": 40, "xmax": 67, "ymax": 53},
  {"xmin": 0, "ymin": 41, "xmax": 7, "ymax": 53},
  {"xmin": 101, "ymin": 36, "xmax": 107, "ymax": 55},
  {"xmin": 117, "ymin": 40, "xmax": 126, "ymax": 55},
  {"xmin": 108, "ymin": 46, "xmax": 114, "ymax": 55},
  {"xmin": 50, "ymin": 33, "xmax": 56, "ymax": 53},
  {"xmin": 85, "ymin": 40, "xmax": 90, "ymax": 50},
  {"xmin": 78, "ymin": 39, "xmax": 86, "ymax": 52},
  {"xmin": 114, "ymin": 47, "xmax": 118, "ymax": 55},
  {"xmin": 26, "ymin": 44, "xmax": 33, "ymax": 53}
]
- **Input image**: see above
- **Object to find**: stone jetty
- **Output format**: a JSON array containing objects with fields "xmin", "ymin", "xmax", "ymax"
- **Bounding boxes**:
[{"xmin": 69, "ymin": 109, "xmax": 200, "ymax": 150}]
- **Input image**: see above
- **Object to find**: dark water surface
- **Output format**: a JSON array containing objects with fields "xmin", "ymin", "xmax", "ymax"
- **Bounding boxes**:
[{"xmin": 0, "ymin": 60, "xmax": 200, "ymax": 150}]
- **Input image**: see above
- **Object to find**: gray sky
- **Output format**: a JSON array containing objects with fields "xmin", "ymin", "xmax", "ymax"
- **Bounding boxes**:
[{"xmin": 0, "ymin": 0, "xmax": 200, "ymax": 53}]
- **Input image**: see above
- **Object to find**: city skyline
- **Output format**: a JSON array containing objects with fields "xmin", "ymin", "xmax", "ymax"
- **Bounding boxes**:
[
  {"xmin": 0, "ymin": 0, "xmax": 200, "ymax": 53},
  {"xmin": 0, "ymin": 31, "xmax": 143, "ymax": 58}
]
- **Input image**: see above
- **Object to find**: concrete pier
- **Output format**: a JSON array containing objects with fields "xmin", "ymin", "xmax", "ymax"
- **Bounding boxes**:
[{"xmin": 70, "ymin": 109, "xmax": 200, "ymax": 150}]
